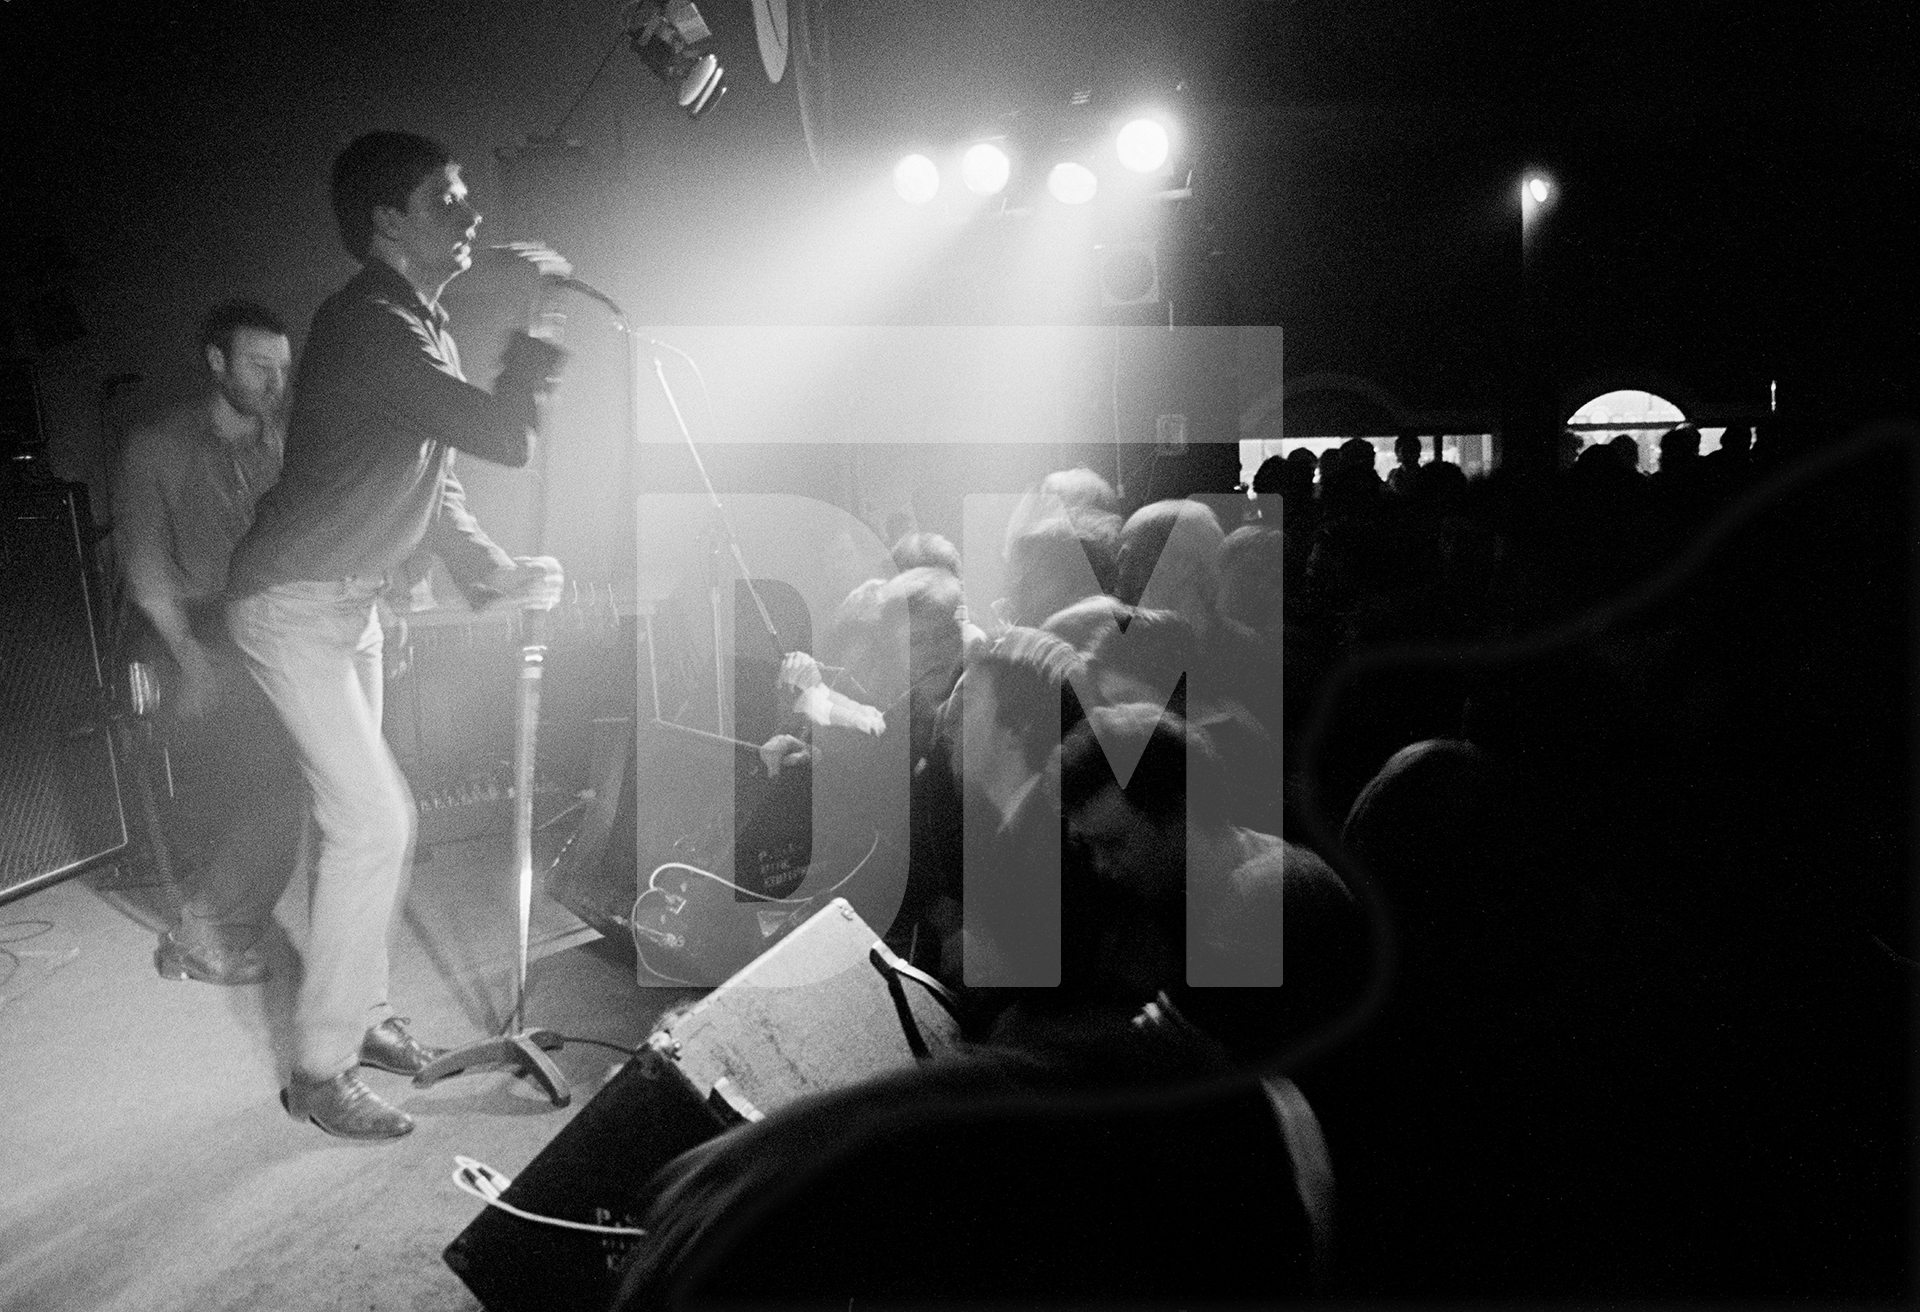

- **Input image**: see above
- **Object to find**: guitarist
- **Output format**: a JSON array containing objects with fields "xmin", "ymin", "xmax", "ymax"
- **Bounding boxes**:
[{"xmin": 112, "ymin": 300, "xmax": 304, "ymax": 989}]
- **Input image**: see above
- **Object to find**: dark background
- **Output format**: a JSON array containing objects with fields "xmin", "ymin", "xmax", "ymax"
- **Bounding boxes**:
[{"xmin": 3, "ymin": 1, "xmax": 1911, "ymax": 528}]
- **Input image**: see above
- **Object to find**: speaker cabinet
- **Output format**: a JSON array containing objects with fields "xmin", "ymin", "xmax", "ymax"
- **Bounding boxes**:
[
  {"xmin": 0, "ymin": 482, "xmax": 127, "ymax": 903},
  {"xmin": 444, "ymin": 899, "xmax": 961, "ymax": 1312}
]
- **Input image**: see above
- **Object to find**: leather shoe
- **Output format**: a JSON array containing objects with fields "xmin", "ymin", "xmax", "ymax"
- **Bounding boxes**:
[
  {"xmin": 281, "ymin": 1069, "xmax": 414, "ymax": 1140},
  {"xmin": 359, "ymin": 1017, "xmax": 447, "ymax": 1077},
  {"xmin": 154, "ymin": 929, "xmax": 268, "ymax": 986}
]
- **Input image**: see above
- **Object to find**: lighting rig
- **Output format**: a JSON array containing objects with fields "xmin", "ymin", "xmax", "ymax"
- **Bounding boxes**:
[{"xmin": 890, "ymin": 99, "xmax": 1190, "ymax": 210}]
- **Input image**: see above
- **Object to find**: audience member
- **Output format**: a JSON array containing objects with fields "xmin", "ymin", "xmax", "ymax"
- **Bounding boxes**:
[
  {"xmin": 1386, "ymin": 433, "xmax": 1424, "ymax": 495},
  {"xmin": 999, "ymin": 513, "xmax": 1115, "ymax": 629},
  {"xmin": 1057, "ymin": 704, "xmax": 1365, "ymax": 1065},
  {"xmin": 1114, "ymin": 498, "xmax": 1226, "ymax": 625},
  {"xmin": 924, "ymin": 627, "xmax": 1088, "ymax": 990}
]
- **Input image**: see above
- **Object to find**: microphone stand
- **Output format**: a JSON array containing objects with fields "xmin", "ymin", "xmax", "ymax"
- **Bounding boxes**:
[
  {"xmin": 571, "ymin": 281, "xmax": 780, "ymax": 739},
  {"xmin": 412, "ymin": 603, "xmax": 569, "ymax": 1105},
  {"xmin": 413, "ymin": 279, "xmax": 574, "ymax": 1107},
  {"xmin": 644, "ymin": 341, "xmax": 783, "ymax": 737}
]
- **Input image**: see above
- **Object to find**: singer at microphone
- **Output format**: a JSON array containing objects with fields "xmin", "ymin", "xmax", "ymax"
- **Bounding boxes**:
[
  {"xmin": 222, "ymin": 132, "xmax": 574, "ymax": 1140},
  {"xmin": 489, "ymin": 243, "xmax": 630, "ymax": 320}
]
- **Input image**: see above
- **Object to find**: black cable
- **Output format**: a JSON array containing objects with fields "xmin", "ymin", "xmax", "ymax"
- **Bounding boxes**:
[
  {"xmin": 550, "ymin": 1033, "xmax": 645, "ymax": 1058},
  {"xmin": 548, "ymin": 33, "xmax": 627, "ymax": 140},
  {"xmin": 0, "ymin": 920, "xmax": 56, "ymax": 992}
]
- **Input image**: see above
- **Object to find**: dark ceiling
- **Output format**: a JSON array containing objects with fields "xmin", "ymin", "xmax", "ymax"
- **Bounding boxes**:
[{"xmin": 1, "ymin": 0, "xmax": 1913, "ymax": 426}]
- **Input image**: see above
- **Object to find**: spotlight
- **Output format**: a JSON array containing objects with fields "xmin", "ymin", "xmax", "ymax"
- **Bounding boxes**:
[
  {"xmin": 627, "ymin": 0, "xmax": 727, "ymax": 119},
  {"xmin": 960, "ymin": 142, "xmax": 1011, "ymax": 197},
  {"xmin": 1097, "ymin": 243, "xmax": 1161, "ymax": 307},
  {"xmin": 1115, "ymin": 118, "xmax": 1170, "ymax": 173},
  {"xmin": 1047, "ymin": 161, "xmax": 1098, "ymax": 205},
  {"xmin": 894, "ymin": 153, "xmax": 940, "ymax": 204}
]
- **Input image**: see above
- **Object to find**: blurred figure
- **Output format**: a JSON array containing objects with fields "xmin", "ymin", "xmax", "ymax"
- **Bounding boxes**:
[
  {"xmin": 889, "ymin": 529, "xmax": 987, "ymax": 653},
  {"xmin": 759, "ymin": 567, "xmax": 965, "ymax": 961},
  {"xmin": 1250, "ymin": 453, "xmax": 1287, "ymax": 497},
  {"xmin": 1216, "ymin": 524, "xmax": 1287, "ymax": 637},
  {"xmin": 1085, "ymin": 606, "xmax": 1283, "ymax": 833},
  {"xmin": 933, "ymin": 628, "xmax": 1088, "ymax": 988},
  {"xmin": 1114, "ymin": 498, "xmax": 1226, "ymax": 626},
  {"xmin": 999, "ymin": 514, "xmax": 1118, "ymax": 630},
  {"xmin": 1284, "ymin": 445, "xmax": 1320, "ymax": 491},
  {"xmin": 113, "ymin": 300, "xmax": 303, "ymax": 988},
  {"xmin": 1657, "ymin": 423, "xmax": 1703, "ymax": 473},
  {"xmin": 1058, "ymin": 705, "xmax": 1364, "ymax": 1065},
  {"xmin": 999, "ymin": 465, "xmax": 1121, "ymax": 568},
  {"xmin": 1319, "ymin": 439, "xmax": 1385, "ymax": 517},
  {"xmin": 1704, "ymin": 424, "xmax": 1756, "ymax": 503},
  {"xmin": 889, "ymin": 529, "xmax": 961, "ymax": 576},
  {"xmin": 1386, "ymin": 433, "xmax": 1425, "ymax": 496},
  {"xmin": 1039, "ymin": 592, "xmax": 1131, "ymax": 653},
  {"xmin": 1608, "ymin": 431, "xmax": 1643, "ymax": 472}
]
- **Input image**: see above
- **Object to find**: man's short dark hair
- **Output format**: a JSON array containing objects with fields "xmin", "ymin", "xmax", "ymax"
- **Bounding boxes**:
[
  {"xmin": 199, "ymin": 300, "xmax": 287, "ymax": 362},
  {"xmin": 1061, "ymin": 705, "xmax": 1228, "ymax": 828},
  {"xmin": 965, "ymin": 626, "xmax": 1087, "ymax": 773},
  {"xmin": 331, "ymin": 131, "xmax": 454, "ymax": 261}
]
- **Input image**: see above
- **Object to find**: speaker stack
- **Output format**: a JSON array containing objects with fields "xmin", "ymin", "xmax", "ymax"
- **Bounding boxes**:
[{"xmin": 0, "ymin": 363, "xmax": 128, "ymax": 904}]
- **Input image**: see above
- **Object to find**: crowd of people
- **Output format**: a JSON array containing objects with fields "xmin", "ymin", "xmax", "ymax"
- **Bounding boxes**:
[{"xmin": 616, "ymin": 419, "xmax": 1909, "ymax": 1304}]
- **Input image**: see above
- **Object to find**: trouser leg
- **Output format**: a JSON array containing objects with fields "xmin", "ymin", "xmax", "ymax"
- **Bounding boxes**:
[
  {"xmin": 230, "ymin": 585, "xmax": 414, "ymax": 1078},
  {"xmin": 166, "ymin": 644, "xmax": 307, "ymax": 944}
]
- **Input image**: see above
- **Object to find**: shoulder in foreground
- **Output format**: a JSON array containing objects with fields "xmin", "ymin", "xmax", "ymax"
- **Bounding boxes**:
[{"xmin": 1233, "ymin": 829, "xmax": 1352, "ymax": 900}]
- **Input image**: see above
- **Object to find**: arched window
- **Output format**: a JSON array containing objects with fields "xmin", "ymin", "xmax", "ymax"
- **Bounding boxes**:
[{"xmin": 1567, "ymin": 389, "xmax": 1724, "ymax": 472}]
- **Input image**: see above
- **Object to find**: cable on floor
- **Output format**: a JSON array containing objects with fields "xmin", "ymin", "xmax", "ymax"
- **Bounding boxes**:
[
  {"xmin": 451, "ymin": 1156, "xmax": 648, "ymax": 1237},
  {"xmin": 0, "ymin": 919, "xmax": 56, "ymax": 991},
  {"xmin": 549, "ymin": 1034, "xmax": 643, "ymax": 1058}
]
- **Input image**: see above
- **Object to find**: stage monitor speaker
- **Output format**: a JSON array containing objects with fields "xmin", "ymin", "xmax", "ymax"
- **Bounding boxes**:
[
  {"xmin": 442, "ymin": 1044, "xmax": 726, "ymax": 1312},
  {"xmin": 444, "ymin": 898, "xmax": 963, "ymax": 1312},
  {"xmin": 1, "ymin": 482, "xmax": 128, "ymax": 904}
]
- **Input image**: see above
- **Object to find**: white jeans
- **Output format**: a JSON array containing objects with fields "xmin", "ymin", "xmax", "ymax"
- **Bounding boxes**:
[{"xmin": 229, "ymin": 580, "xmax": 412, "ymax": 1077}]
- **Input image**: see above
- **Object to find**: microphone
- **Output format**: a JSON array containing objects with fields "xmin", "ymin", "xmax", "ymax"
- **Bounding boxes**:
[
  {"xmin": 486, "ymin": 244, "xmax": 629, "ymax": 322},
  {"xmin": 555, "ymin": 276, "xmax": 626, "ymax": 319}
]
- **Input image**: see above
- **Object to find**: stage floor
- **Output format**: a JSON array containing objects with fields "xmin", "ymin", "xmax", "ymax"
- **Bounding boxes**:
[{"xmin": 0, "ymin": 834, "xmax": 694, "ymax": 1312}]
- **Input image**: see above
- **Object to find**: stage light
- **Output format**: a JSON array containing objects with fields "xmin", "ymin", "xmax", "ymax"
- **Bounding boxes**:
[
  {"xmin": 627, "ymin": 0, "xmax": 727, "ymax": 119},
  {"xmin": 894, "ymin": 153, "xmax": 940, "ymax": 204},
  {"xmin": 1047, "ymin": 162, "xmax": 1098, "ymax": 205},
  {"xmin": 1097, "ymin": 243, "xmax": 1161, "ymax": 306},
  {"xmin": 1527, "ymin": 176, "xmax": 1550, "ymax": 204},
  {"xmin": 1116, "ymin": 118, "xmax": 1170, "ymax": 173},
  {"xmin": 960, "ymin": 142, "xmax": 1012, "ymax": 196}
]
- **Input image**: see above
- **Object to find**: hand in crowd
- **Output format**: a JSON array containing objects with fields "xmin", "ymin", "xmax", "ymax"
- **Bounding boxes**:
[
  {"xmin": 487, "ymin": 555, "xmax": 564, "ymax": 610},
  {"xmin": 758, "ymin": 733, "xmax": 812, "ymax": 778}
]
